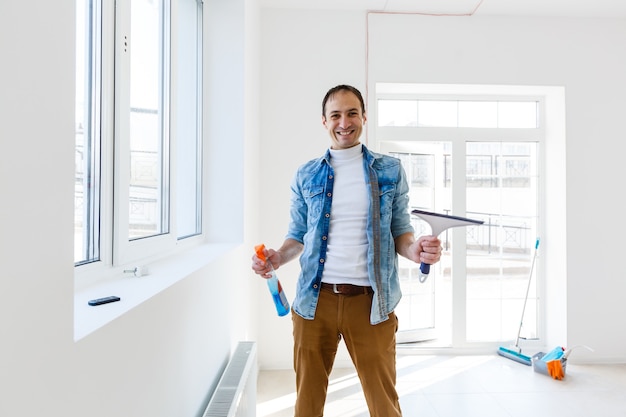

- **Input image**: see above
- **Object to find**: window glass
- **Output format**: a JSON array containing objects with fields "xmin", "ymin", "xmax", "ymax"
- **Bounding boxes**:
[
  {"xmin": 75, "ymin": 0, "xmax": 101, "ymax": 265},
  {"xmin": 498, "ymin": 101, "xmax": 538, "ymax": 128},
  {"xmin": 466, "ymin": 141, "xmax": 538, "ymax": 342},
  {"xmin": 391, "ymin": 143, "xmax": 452, "ymax": 344},
  {"xmin": 458, "ymin": 101, "xmax": 498, "ymax": 128},
  {"xmin": 379, "ymin": 99, "xmax": 539, "ymax": 129},
  {"xmin": 176, "ymin": 0, "xmax": 202, "ymax": 239},
  {"xmin": 377, "ymin": 100, "xmax": 417, "ymax": 126},
  {"xmin": 128, "ymin": 0, "xmax": 169, "ymax": 240},
  {"xmin": 417, "ymin": 100, "xmax": 457, "ymax": 127}
]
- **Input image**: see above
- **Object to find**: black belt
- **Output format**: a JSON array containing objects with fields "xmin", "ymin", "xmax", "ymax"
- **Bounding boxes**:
[{"xmin": 321, "ymin": 282, "xmax": 373, "ymax": 296}]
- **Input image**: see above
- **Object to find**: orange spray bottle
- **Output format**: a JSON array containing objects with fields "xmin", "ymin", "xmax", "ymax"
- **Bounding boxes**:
[{"xmin": 255, "ymin": 244, "xmax": 290, "ymax": 316}]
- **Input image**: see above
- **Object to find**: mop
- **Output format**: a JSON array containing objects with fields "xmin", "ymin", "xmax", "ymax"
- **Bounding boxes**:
[{"xmin": 497, "ymin": 238, "xmax": 540, "ymax": 366}]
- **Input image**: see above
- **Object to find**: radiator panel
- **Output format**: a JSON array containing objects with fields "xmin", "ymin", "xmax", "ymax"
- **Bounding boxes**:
[{"xmin": 203, "ymin": 341, "xmax": 257, "ymax": 417}]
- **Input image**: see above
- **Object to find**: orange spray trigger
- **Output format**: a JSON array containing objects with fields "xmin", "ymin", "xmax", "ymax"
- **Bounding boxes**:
[{"xmin": 254, "ymin": 244, "xmax": 267, "ymax": 262}]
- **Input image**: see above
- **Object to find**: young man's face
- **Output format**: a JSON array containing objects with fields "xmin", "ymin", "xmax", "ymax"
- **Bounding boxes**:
[{"xmin": 322, "ymin": 90, "xmax": 367, "ymax": 150}]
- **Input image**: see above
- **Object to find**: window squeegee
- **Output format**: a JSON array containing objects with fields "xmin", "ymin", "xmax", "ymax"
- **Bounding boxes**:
[{"xmin": 411, "ymin": 209, "xmax": 484, "ymax": 283}]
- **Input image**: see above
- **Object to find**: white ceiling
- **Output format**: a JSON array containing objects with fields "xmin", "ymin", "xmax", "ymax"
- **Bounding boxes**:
[{"xmin": 260, "ymin": 0, "xmax": 626, "ymax": 18}]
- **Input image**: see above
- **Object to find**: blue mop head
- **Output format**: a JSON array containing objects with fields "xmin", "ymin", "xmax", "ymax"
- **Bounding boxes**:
[{"xmin": 498, "ymin": 346, "xmax": 532, "ymax": 366}]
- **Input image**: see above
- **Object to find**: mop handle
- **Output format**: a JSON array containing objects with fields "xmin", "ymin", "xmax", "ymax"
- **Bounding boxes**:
[{"xmin": 516, "ymin": 238, "xmax": 540, "ymax": 345}]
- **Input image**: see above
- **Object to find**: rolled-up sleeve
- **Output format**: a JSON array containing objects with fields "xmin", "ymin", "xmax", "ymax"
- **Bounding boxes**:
[
  {"xmin": 286, "ymin": 170, "xmax": 307, "ymax": 244},
  {"xmin": 390, "ymin": 164, "xmax": 414, "ymax": 238}
]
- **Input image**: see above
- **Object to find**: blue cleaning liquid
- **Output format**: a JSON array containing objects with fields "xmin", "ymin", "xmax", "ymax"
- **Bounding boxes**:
[{"xmin": 267, "ymin": 274, "xmax": 290, "ymax": 316}]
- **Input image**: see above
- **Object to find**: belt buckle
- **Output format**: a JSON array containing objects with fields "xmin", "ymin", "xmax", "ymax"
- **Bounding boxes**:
[{"xmin": 332, "ymin": 283, "xmax": 341, "ymax": 294}]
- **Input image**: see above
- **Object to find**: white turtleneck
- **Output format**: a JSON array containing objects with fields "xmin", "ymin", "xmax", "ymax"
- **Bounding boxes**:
[{"xmin": 322, "ymin": 144, "xmax": 370, "ymax": 287}]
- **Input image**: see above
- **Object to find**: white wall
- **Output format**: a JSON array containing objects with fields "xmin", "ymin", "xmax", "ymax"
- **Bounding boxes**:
[
  {"xmin": 258, "ymin": 9, "xmax": 626, "ymax": 368},
  {"xmin": 0, "ymin": 0, "xmax": 261, "ymax": 416}
]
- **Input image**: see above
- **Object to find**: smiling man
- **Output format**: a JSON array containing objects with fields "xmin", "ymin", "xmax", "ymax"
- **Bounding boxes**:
[
  {"xmin": 322, "ymin": 86, "xmax": 366, "ymax": 150},
  {"xmin": 251, "ymin": 84, "xmax": 442, "ymax": 417}
]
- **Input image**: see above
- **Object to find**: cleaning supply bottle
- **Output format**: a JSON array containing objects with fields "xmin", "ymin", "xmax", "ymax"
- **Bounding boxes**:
[
  {"xmin": 541, "ymin": 346, "xmax": 565, "ymax": 362},
  {"xmin": 255, "ymin": 244, "xmax": 290, "ymax": 316}
]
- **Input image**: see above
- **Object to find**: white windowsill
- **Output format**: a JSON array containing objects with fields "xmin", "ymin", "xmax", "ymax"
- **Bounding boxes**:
[{"xmin": 74, "ymin": 242, "xmax": 237, "ymax": 341}]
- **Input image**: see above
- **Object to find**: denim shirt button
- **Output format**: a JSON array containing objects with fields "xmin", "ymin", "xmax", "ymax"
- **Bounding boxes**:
[
  {"xmin": 322, "ymin": 236, "xmax": 327, "ymax": 240},
  {"xmin": 313, "ymin": 283, "xmax": 319, "ymax": 289},
  {"xmin": 319, "ymin": 258, "xmax": 325, "ymax": 264},
  {"xmin": 325, "ymin": 213, "xmax": 330, "ymax": 218},
  {"xmin": 326, "ymin": 192, "xmax": 332, "ymax": 197}
]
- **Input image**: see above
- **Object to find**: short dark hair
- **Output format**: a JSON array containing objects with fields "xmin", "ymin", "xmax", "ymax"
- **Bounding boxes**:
[{"xmin": 322, "ymin": 84, "xmax": 366, "ymax": 117}]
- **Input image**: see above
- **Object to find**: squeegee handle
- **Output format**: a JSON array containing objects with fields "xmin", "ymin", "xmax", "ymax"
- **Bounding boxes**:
[{"xmin": 418, "ymin": 262, "xmax": 431, "ymax": 283}]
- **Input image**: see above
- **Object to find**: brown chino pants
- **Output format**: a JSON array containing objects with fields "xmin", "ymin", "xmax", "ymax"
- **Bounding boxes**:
[{"xmin": 292, "ymin": 285, "xmax": 401, "ymax": 417}]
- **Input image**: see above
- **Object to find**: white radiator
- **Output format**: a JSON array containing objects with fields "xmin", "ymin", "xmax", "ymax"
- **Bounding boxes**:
[{"xmin": 203, "ymin": 341, "xmax": 257, "ymax": 417}]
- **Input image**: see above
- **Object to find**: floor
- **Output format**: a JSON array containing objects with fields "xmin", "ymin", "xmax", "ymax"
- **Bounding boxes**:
[{"xmin": 256, "ymin": 353, "xmax": 626, "ymax": 417}]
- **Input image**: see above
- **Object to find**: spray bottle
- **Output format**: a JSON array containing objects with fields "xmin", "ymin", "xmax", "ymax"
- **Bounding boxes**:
[{"xmin": 255, "ymin": 244, "xmax": 290, "ymax": 316}]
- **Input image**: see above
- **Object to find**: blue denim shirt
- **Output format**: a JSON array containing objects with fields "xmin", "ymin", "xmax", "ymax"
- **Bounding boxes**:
[{"xmin": 286, "ymin": 144, "xmax": 414, "ymax": 325}]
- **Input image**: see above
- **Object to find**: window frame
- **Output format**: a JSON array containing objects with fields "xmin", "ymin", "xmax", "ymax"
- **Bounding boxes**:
[
  {"xmin": 75, "ymin": 0, "xmax": 204, "ymax": 277},
  {"xmin": 374, "ymin": 87, "xmax": 546, "ymax": 349},
  {"xmin": 113, "ymin": 0, "xmax": 175, "ymax": 265}
]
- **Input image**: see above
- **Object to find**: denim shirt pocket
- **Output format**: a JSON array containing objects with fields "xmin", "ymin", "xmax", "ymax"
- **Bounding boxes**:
[
  {"xmin": 378, "ymin": 182, "xmax": 396, "ymax": 223},
  {"xmin": 303, "ymin": 185, "xmax": 325, "ymax": 222}
]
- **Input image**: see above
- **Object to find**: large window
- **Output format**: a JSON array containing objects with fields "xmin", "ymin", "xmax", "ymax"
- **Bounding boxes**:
[
  {"xmin": 75, "ymin": 0, "xmax": 203, "ymax": 269},
  {"xmin": 376, "ymin": 88, "xmax": 543, "ymax": 350}
]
